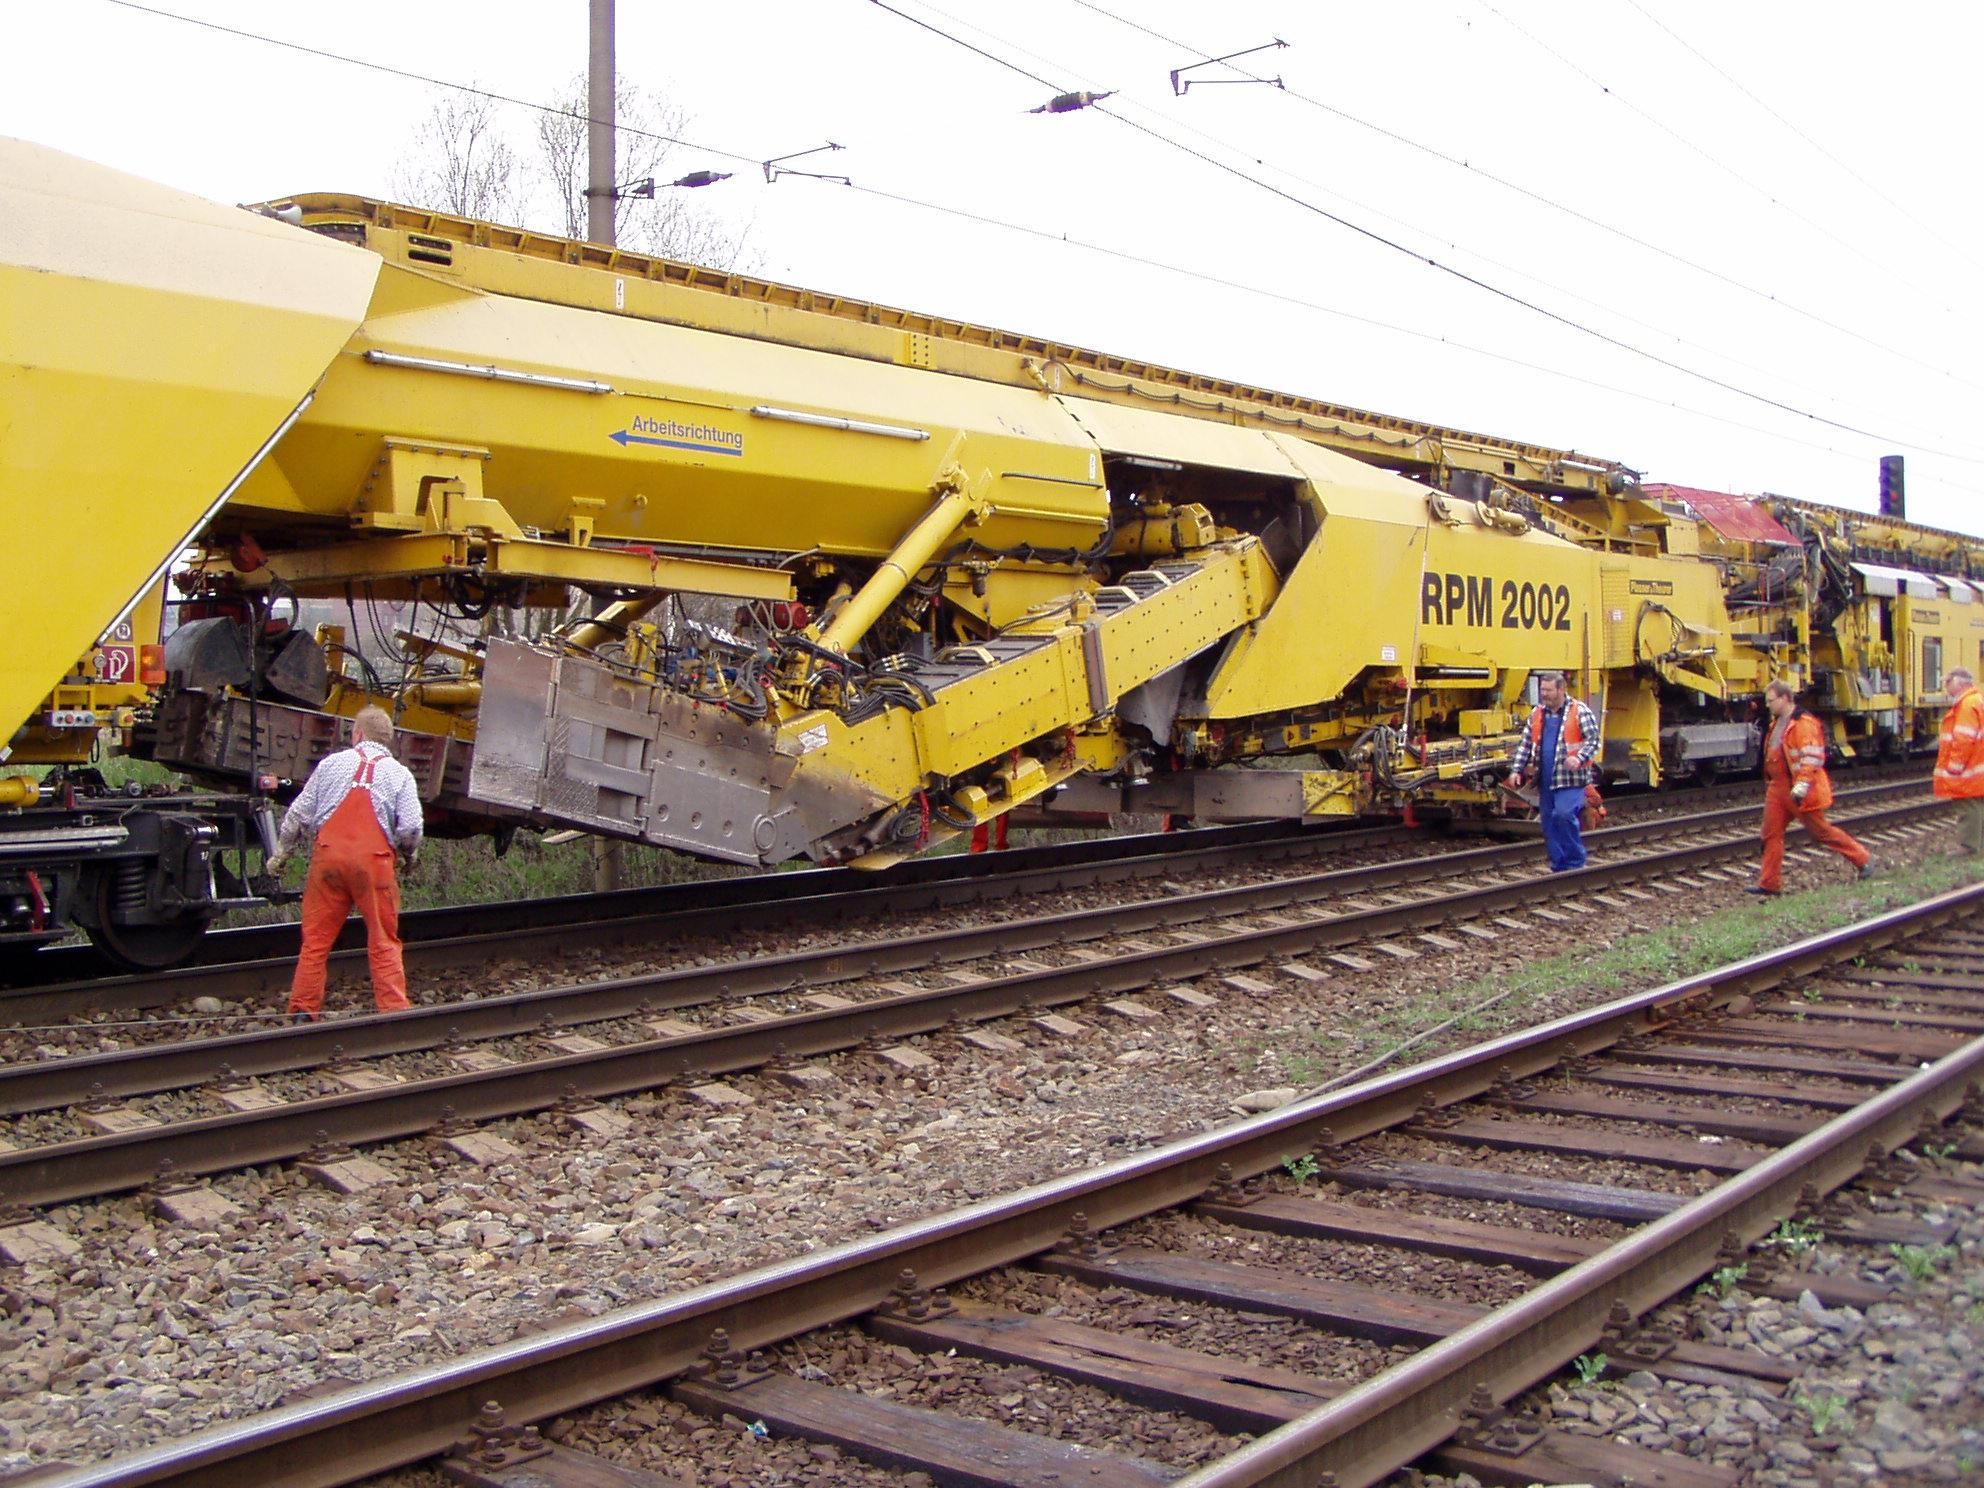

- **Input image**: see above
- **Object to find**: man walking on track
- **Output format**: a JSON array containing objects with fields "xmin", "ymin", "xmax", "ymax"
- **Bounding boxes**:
[
  {"xmin": 1506, "ymin": 671, "xmax": 1602, "ymax": 872},
  {"xmin": 1935, "ymin": 666, "xmax": 1984, "ymax": 856},
  {"xmin": 1748, "ymin": 679, "xmax": 1873, "ymax": 896},
  {"xmin": 267, "ymin": 705, "xmax": 424, "ymax": 1021}
]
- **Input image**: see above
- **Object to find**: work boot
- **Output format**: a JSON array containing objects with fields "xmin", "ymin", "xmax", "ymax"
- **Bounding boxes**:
[
  {"xmin": 1743, "ymin": 885, "xmax": 1780, "ymax": 896},
  {"xmin": 1858, "ymin": 860, "xmax": 1878, "ymax": 880},
  {"xmin": 291, "ymin": 1011, "xmax": 314, "ymax": 1026}
]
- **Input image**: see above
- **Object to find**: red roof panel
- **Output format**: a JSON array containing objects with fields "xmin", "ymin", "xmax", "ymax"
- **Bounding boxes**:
[{"xmin": 1643, "ymin": 484, "xmax": 1798, "ymax": 545}]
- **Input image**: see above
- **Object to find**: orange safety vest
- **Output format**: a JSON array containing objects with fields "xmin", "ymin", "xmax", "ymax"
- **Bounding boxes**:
[
  {"xmin": 1936, "ymin": 685, "xmax": 1984, "ymax": 800},
  {"xmin": 1765, "ymin": 709, "xmax": 1833, "ymax": 813},
  {"xmin": 1527, "ymin": 703, "xmax": 1584, "ymax": 748}
]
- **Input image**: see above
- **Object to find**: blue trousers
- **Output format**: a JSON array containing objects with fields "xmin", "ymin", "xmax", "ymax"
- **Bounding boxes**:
[{"xmin": 1540, "ymin": 786, "xmax": 1587, "ymax": 871}]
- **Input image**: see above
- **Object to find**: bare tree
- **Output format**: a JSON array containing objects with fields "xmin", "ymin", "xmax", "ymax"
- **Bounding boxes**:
[
  {"xmin": 391, "ymin": 90, "xmax": 522, "ymax": 224},
  {"xmin": 393, "ymin": 81, "xmax": 755, "ymax": 270},
  {"xmin": 636, "ymin": 177, "xmax": 758, "ymax": 271},
  {"xmin": 532, "ymin": 75, "xmax": 754, "ymax": 266},
  {"xmin": 534, "ymin": 76, "xmax": 645, "ymax": 241}
]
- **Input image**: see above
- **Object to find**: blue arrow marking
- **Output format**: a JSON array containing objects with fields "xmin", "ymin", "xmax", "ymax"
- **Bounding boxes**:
[{"xmin": 610, "ymin": 426, "xmax": 744, "ymax": 457}]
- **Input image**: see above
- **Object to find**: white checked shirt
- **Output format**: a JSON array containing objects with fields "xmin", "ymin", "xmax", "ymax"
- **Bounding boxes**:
[{"xmin": 276, "ymin": 743, "xmax": 425, "ymax": 854}]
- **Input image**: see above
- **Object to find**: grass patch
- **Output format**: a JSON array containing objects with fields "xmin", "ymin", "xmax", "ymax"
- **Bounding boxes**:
[
  {"xmin": 239, "ymin": 831, "xmax": 743, "ymax": 923},
  {"xmin": 19, "ymin": 756, "xmax": 182, "ymax": 789},
  {"xmin": 251, "ymin": 817, "xmax": 1111, "ymax": 921},
  {"xmin": 28, "ymin": 747, "xmax": 1118, "ymax": 935},
  {"xmin": 1441, "ymin": 850, "xmax": 1984, "ymax": 1029},
  {"xmin": 1266, "ymin": 846, "xmax": 1983, "ymax": 1090},
  {"xmin": 1278, "ymin": 1028, "xmax": 1349, "ymax": 1084}
]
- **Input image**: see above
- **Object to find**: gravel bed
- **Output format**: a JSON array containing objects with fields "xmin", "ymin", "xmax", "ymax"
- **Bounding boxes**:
[
  {"xmin": 1469, "ymin": 1101, "xmax": 1793, "ymax": 1145},
  {"xmin": 357, "ymin": 1146, "xmax": 1984, "ymax": 1488},
  {"xmin": 1540, "ymin": 1073, "xmax": 1869, "ymax": 1122},
  {"xmin": 0, "ymin": 818, "xmax": 1960, "ymax": 1478},
  {"xmin": 1572, "ymin": 1060, "xmax": 1874, "ymax": 1104},
  {"xmin": 1706, "ymin": 1012, "xmax": 1966, "ymax": 1060},
  {"xmin": 544, "ymin": 1389, "xmax": 911, "ymax": 1488},
  {"xmin": 772, "ymin": 1324, "xmax": 1248, "ymax": 1467},
  {"xmin": 950, "ymin": 1265, "xmax": 1411, "ymax": 1385},
  {"xmin": 1359, "ymin": 1128, "xmax": 1731, "ymax": 1197},
  {"xmin": 1293, "ymin": 1179, "xmax": 1635, "ymax": 1242},
  {"xmin": 1129, "ymin": 1209, "xmax": 1535, "ymax": 1308},
  {"xmin": 1399, "ymin": 1141, "xmax": 1984, "ymax": 1488}
]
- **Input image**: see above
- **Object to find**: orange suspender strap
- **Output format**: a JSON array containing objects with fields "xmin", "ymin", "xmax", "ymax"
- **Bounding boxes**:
[{"xmin": 1527, "ymin": 703, "xmax": 1584, "ymax": 746}]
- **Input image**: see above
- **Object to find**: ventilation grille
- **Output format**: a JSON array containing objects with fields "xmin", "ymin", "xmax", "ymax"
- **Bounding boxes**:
[{"xmin": 406, "ymin": 233, "xmax": 455, "ymax": 266}]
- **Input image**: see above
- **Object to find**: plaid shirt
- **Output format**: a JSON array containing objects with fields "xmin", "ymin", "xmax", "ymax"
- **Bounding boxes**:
[
  {"xmin": 276, "ymin": 743, "xmax": 425, "ymax": 855},
  {"xmin": 1507, "ymin": 699, "xmax": 1601, "ymax": 792}
]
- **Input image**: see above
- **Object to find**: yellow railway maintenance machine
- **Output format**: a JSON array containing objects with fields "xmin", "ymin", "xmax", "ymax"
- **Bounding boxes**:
[
  {"xmin": 1767, "ymin": 497, "xmax": 1983, "ymax": 760},
  {"xmin": 0, "ymin": 138, "xmax": 1934, "ymax": 966}
]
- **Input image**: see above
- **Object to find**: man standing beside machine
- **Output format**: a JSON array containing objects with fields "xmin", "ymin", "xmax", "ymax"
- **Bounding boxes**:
[
  {"xmin": 267, "ymin": 706, "xmax": 424, "ymax": 1020},
  {"xmin": 1506, "ymin": 671, "xmax": 1602, "ymax": 872}
]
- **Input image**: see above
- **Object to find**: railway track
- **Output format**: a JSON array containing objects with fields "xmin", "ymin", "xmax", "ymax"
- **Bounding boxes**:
[
  {"xmin": 0, "ymin": 786, "xmax": 1949, "ymax": 1209},
  {"xmin": 31, "ymin": 871, "xmax": 1984, "ymax": 1488},
  {"xmin": 7, "ymin": 763, "xmax": 1926, "ymax": 1023},
  {"xmin": 0, "ymin": 819, "xmax": 1358, "ymax": 1017}
]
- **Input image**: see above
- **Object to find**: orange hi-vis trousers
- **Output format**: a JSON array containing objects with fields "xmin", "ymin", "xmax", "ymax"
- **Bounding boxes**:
[
  {"xmin": 969, "ymin": 815, "xmax": 1011, "ymax": 853},
  {"xmin": 288, "ymin": 780, "xmax": 410, "ymax": 1017},
  {"xmin": 1759, "ymin": 782, "xmax": 1868, "ymax": 893}
]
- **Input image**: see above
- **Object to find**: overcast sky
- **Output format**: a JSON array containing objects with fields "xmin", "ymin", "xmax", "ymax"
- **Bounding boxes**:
[{"xmin": 7, "ymin": 0, "xmax": 1981, "ymax": 533}]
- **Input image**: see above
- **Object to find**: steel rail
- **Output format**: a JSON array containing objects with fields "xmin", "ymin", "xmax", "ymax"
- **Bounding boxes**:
[
  {"xmin": 1173, "ymin": 1002, "xmax": 1984, "ymax": 1486},
  {"xmin": 0, "ymin": 819, "xmax": 1387, "ymax": 1022},
  {"xmin": 0, "ymin": 786, "xmax": 1933, "ymax": 1119},
  {"xmin": 0, "ymin": 795, "xmax": 1947, "ymax": 1206},
  {"xmin": 8, "ymin": 768, "xmax": 1927, "ymax": 1019},
  {"xmin": 2, "ymin": 820, "xmax": 1331, "ymax": 990},
  {"xmin": 34, "ymin": 877, "xmax": 1984, "ymax": 1488}
]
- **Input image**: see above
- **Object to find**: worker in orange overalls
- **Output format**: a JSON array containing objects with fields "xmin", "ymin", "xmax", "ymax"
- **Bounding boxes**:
[
  {"xmin": 1934, "ymin": 665, "xmax": 1984, "ymax": 856},
  {"xmin": 1748, "ymin": 679, "xmax": 1874, "ymax": 896},
  {"xmin": 266, "ymin": 705, "xmax": 424, "ymax": 1020}
]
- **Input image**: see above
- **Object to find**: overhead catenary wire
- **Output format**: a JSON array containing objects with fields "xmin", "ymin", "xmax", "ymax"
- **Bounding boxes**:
[
  {"xmin": 918, "ymin": 0, "xmax": 1984, "ymax": 458},
  {"xmin": 1064, "ymin": 0, "xmax": 1980, "ymax": 392},
  {"xmin": 867, "ymin": 0, "xmax": 1984, "ymax": 466},
  {"xmin": 1471, "ymin": 0, "xmax": 1954, "ymax": 311},
  {"xmin": 1617, "ymin": 0, "xmax": 1975, "ymax": 269},
  {"xmin": 834, "ymin": 178, "xmax": 1914, "ymax": 473},
  {"xmin": 95, "ymin": 0, "xmax": 764, "ymax": 168},
  {"xmin": 910, "ymin": 0, "xmax": 1942, "ymax": 437}
]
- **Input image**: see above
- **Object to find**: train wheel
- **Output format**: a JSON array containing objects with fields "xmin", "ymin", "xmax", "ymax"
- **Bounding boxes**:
[
  {"xmin": 83, "ymin": 864, "xmax": 211, "ymax": 971},
  {"xmin": 87, "ymin": 913, "xmax": 208, "ymax": 971}
]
